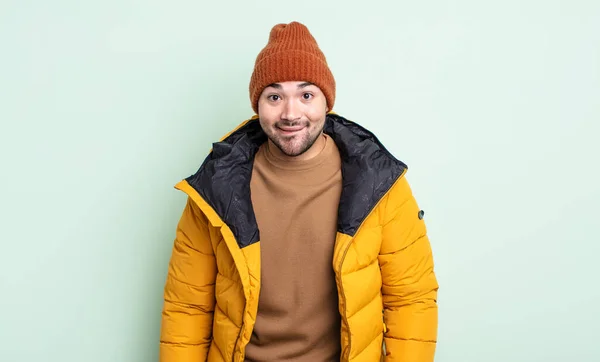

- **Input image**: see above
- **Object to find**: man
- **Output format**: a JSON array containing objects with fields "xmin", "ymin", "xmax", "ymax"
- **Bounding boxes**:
[{"xmin": 160, "ymin": 21, "xmax": 439, "ymax": 362}]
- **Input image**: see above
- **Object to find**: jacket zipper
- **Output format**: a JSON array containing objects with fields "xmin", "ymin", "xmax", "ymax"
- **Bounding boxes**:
[
  {"xmin": 337, "ymin": 241, "xmax": 353, "ymax": 361},
  {"xmin": 232, "ymin": 304, "xmax": 248, "ymax": 362},
  {"xmin": 232, "ymin": 326, "xmax": 243, "ymax": 362}
]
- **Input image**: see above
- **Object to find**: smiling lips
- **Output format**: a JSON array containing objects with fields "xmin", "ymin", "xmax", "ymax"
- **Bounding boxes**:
[{"xmin": 277, "ymin": 125, "xmax": 305, "ymax": 135}]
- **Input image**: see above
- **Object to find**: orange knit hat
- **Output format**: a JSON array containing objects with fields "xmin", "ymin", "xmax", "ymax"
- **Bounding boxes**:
[{"xmin": 249, "ymin": 22, "xmax": 336, "ymax": 114}]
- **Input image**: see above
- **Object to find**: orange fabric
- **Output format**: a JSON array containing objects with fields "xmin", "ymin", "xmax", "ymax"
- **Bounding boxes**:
[{"xmin": 248, "ymin": 21, "xmax": 336, "ymax": 113}]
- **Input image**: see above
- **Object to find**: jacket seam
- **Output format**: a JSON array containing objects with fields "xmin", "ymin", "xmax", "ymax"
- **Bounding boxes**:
[
  {"xmin": 216, "ymin": 272, "xmax": 239, "ymax": 284},
  {"xmin": 379, "ymin": 233, "xmax": 426, "ymax": 255},
  {"xmin": 345, "ymin": 277, "xmax": 381, "ymax": 320},
  {"xmin": 380, "ymin": 173, "xmax": 410, "ymax": 227},
  {"xmin": 384, "ymin": 336, "xmax": 437, "ymax": 343},
  {"xmin": 212, "ymin": 337, "xmax": 226, "ymax": 360},
  {"xmin": 342, "ymin": 257, "xmax": 378, "ymax": 275},
  {"xmin": 176, "ymin": 231, "xmax": 214, "ymax": 257},
  {"xmin": 382, "ymin": 298, "xmax": 437, "ymax": 310},
  {"xmin": 382, "ymin": 197, "xmax": 410, "ymax": 228},
  {"xmin": 168, "ymin": 274, "xmax": 216, "ymax": 289},
  {"xmin": 352, "ymin": 330, "xmax": 386, "ymax": 360},
  {"xmin": 159, "ymin": 340, "xmax": 210, "ymax": 346},
  {"xmin": 163, "ymin": 298, "xmax": 215, "ymax": 313},
  {"xmin": 214, "ymin": 302, "xmax": 242, "ymax": 329}
]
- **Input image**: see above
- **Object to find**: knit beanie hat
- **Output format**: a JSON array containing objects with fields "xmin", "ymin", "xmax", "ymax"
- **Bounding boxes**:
[{"xmin": 249, "ymin": 21, "xmax": 336, "ymax": 114}]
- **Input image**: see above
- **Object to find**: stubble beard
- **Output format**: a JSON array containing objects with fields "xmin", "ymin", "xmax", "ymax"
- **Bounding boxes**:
[{"xmin": 269, "ymin": 121, "xmax": 324, "ymax": 157}]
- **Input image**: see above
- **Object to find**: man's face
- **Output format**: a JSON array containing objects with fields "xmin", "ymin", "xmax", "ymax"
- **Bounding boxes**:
[{"xmin": 257, "ymin": 81, "xmax": 328, "ymax": 158}]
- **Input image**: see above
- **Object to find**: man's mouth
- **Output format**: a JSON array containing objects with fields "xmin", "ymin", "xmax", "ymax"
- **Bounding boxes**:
[{"xmin": 277, "ymin": 125, "xmax": 305, "ymax": 135}]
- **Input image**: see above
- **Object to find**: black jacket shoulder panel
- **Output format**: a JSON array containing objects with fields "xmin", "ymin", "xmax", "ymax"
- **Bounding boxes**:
[
  {"xmin": 186, "ymin": 120, "xmax": 265, "ymax": 248},
  {"xmin": 324, "ymin": 114, "xmax": 407, "ymax": 235}
]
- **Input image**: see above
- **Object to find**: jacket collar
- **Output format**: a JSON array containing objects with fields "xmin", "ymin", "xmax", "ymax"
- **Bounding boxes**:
[{"xmin": 186, "ymin": 113, "xmax": 407, "ymax": 248}]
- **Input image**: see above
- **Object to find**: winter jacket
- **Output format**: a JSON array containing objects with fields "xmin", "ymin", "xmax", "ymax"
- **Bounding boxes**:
[{"xmin": 159, "ymin": 113, "xmax": 439, "ymax": 362}]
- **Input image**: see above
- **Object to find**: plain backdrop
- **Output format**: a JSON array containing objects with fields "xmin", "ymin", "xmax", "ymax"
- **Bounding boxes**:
[{"xmin": 1, "ymin": 1, "xmax": 599, "ymax": 361}]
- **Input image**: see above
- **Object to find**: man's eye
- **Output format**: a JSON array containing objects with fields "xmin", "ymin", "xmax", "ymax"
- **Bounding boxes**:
[
  {"xmin": 302, "ymin": 93, "xmax": 313, "ymax": 100},
  {"xmin": 268, "ymin": 95, "xmax": 280, "ymax": 101}
]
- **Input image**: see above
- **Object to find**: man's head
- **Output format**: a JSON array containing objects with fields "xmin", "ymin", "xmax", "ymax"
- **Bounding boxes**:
[
  {"xmin": 257, "ymin": 81, "xmax": 328, "ymax": 158},
  {"xmin": 249, "ymin": 22, "xmax": 335, "ymax": 158}
]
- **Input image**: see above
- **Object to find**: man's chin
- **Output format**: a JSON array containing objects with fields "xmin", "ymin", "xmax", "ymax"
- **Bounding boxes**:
[{"xmin": 273, "ymin": 142, "xmax": 309, "ymax": 158}]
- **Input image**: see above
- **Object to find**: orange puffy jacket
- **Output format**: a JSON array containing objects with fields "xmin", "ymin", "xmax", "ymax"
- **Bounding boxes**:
[{"xmin": 160, "ymin": 113, "xmax": 439, "ymax": 362}]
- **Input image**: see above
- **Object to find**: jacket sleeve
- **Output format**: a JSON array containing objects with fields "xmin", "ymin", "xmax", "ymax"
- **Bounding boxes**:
[
  {"xmin": 378, "ymin": 176, "xmax": 439, "ymax": 362},
  {"xmin": 160, "ymin": 197, "xmax": 217, "ymax": 362}
]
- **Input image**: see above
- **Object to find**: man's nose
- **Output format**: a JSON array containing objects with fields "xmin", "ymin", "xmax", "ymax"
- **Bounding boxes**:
[{"xmin": 281, "ymin": 99, "xmax": 301, "ymax": 121}]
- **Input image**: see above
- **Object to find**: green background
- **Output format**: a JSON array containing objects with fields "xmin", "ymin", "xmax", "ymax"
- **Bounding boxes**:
[{"xmin": 1, "ymin": 1, "xmax": 599, "ymax": 361}]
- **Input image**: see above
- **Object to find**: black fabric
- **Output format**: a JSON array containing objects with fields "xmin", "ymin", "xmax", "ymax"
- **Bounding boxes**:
[
  {"xmin": 323, "ymin": 115, "xmax": 407, "ymax": 236},
  {"xmin": 186, "ymin": 114, "xmax": 407, "ymax": 248}
]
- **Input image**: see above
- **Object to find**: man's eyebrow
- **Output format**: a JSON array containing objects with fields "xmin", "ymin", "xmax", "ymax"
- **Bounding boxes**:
[
  {"xmin": 265, "ymin": 82, "xmax": 314, "ymax": 90},
  {"xmin": 298, "ymin": 82, "xmax": 314, "ymax": 89}
]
